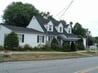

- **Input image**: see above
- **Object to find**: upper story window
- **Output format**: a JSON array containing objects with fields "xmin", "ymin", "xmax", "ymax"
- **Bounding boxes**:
[
  {"xmin": 68, "ymin": 28, "xmax": 71, "ymax": 34},
  {"xmin": 60, "ymin": 27, "xmax": 62, "ymax": 32},
  {"xmin": 49, "ymin": 25, "xmax": 52, "ymax": 31}
]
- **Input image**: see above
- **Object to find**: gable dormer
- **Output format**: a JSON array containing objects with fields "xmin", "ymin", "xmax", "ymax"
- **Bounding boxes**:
[
  {"xmin": 55, "ymin": 23, "xmax": 63, "ymax": 33},
  {"xmin": 64, "ymin": 24, "xmax": 72, "ymax": 34},
  {"xmin": 58, "ymin": 23, "xmax": 63, "ymax": 33},
  {"xmin": 47, "ymin": 21, "xmax": 53, "ymax": 32}
]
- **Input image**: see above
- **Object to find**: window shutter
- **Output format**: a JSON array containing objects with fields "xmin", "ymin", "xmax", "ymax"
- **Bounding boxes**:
[
  {"xmin": 22, "ymin": 34, "xmax": 24, "ymax": 43},
  {"xmin": 37, "ymin": 35, "xmax": 39, "ymax": 43}
]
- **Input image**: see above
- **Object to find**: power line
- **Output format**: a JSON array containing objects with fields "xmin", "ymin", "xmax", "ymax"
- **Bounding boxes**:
[
  {"xmin": 58, "ymin": 0, "xmax": 74, "ymax": 19},
  {"xmin": 54, "ymin": 0, "xmax": 67, "ymax": 17}
]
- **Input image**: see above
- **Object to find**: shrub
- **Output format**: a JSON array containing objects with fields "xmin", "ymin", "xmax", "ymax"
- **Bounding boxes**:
[
  {"xmin": 40, "ymin": 44, "xmax": 52, "ymax": 51},
  {"xmin": 23, "ymin": 44, "xmax": 33, "ymax": 51},
  {"xmin": 4, "ymin": 32, "xmax": 19, "ymax": 50},
  {"xmin": 70, "ymin": 42, "xmax": 76, "ymax": 51},
  {"xmin": 51, "ymin": 37, "xmax": 60, "ymax": 51},
  {"xmin": 76, "ymin": 39, "xmax": 85, "ymax": 50},
  {"xmin": 62, "ymin": 41, "xmax": 71, "ymax": 52},
  {"xmin": 0, "ymin": 46, "xmax": 4, "ymax": 51}
]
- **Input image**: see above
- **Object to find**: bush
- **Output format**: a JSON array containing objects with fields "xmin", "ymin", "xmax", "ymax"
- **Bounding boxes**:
[
  {"xmin": 0, "ymin": 46, "xmax": 4, "ymax": 51},
  {"xmin": 70, "ymin": 42, "xmax": 76, "ymax": 51},
  {"xmin": 4, "ymin": 32, "xmax": 19, "ymax": 50},
  {"xmin": 40, "ymin": 44, "xmax": 52, "ymax": 51},
  {"xmin": 76, "ymin": 39, "xmax": 85, "ymax": 50},
  {"xmin": 51, "ymin": 37, "xmax": 60, "ymax": 51},
  {"xmin": 62, "ymin": 41, "xmax": 71, "ymax": 52},
  {"xmin": 23, "ymin": 44, "xmax": 33, "ymax": 51}
]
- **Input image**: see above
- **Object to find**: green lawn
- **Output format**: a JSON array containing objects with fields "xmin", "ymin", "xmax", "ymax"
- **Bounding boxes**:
[
  {"xmin": 1, "ymin": 52, "xmax": 87, "ymax": 61},
  {"xmin": 1, "ymin": 51, "xmax": 98, "ymax": 61},
  {"xmin": 0, "ymin": 55, "xmax": 3, "ymax": 61}
]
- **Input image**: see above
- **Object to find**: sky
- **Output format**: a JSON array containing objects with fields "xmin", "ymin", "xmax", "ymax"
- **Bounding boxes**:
[{"xmin": 0, "ymin": 0, "xmax": 98, "ymax": 36}]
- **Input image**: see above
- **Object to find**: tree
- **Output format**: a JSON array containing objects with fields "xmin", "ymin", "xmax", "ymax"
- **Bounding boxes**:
[
  {"xmin": 72, "ymin": 22, "xmax": 86, "ymax": 37},
  {"xmin": 70, "ymin": 42, "xmax": 76, "ymax": 51},
  {"xmin": 62, "ymin": 41, "xmax": 71, "ymax": 52},
  {"xmin": 51, "ymin": 37, "xmax": 59, "ymax": 51},
  {"xmin": 40, "ymin": 12, "xmax": 54, "ymax": 20},
  {"xmin": 86, "ymin": 36, "xmax": 94, "ymax": 47},
  {"xmin": 4, "ymin": 32, "xmax": 19, "ymax": 50},
  {"xmin": 76, "ymin": 39, "xmax": 85, "ymax": 50},
  {"xmin": 3, "ymin": 2, "xmax": 40, "ymax": 27},
  {"xmin": 94, "ymin": 37, "xmax": 98, "ymax": 43}
]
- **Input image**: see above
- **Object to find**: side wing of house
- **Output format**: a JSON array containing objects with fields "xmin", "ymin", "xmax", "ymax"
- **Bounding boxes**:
[
  {"xmin": 0, "ymin": 25, "xmax": 12, "ymax": 46},
  {"xmin": 17, "ymin": 33, "xmax": 46, "ymax": 48}
]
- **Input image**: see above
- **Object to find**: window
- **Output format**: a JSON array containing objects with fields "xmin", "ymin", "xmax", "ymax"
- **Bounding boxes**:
[
  {"xmin": 48, "ymin": 36, "xmax": 51, "ymax": 42},
  {"xmin": 49, "ymin": 25, "xmax": 52, "ymax": 31},
  {"xmin": 60, "ymin": 27, "xmax": 62, "ymax": 32},
  {"xmin": 22, "ymin": 34, "xmax": 24, "ymax": 43},
  {"xmin": 37, "ymin": 35, "xmax": 39, "ymax": 43},
  {"xmin": 69, "ymin": 28, "xmax": 71, "ymax": 33},
  {"xmin": 42, "ymin": 36, "xmax": 44, "ymax": 43},
  {"xmin": 48, "ymin": 36, "xmax": 53, "ymax": 42},
  {"xmin": 37, "ymin": 35, "xmax": 44, "ymax": 43},
  {"xmin": 18, "ymin": 34, "xmax": 24, "ymax": 43}
]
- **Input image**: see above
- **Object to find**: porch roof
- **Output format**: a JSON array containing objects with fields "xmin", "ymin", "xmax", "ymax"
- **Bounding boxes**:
[{"xmin": 58, "ymin": 34, "xmax": 80, "ymax": 42}]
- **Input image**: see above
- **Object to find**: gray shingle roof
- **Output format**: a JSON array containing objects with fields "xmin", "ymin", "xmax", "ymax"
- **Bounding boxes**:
[
  {"xmin": 35, "ymin": 16, "xmax": 58, "ymax": 35},
  {"xmin": 3, "ymin": 24, "xmax": 43, "ymax": 34}
]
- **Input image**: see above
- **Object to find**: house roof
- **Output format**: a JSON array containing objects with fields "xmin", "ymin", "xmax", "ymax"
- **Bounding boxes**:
[
  {"xmin": 35, "ymin": 16, "xmax": 49, "ymax": 32},
  {"xmin": 51, "ymin": 19, "xmax": 60, "ymax": 26},
  {"xmin": 2, "ymin": 24, "xmax": 43, "ymax": 34},
  {"xmin": 35, "ymin": 16, "xmax": 58, "ymax": 35}
]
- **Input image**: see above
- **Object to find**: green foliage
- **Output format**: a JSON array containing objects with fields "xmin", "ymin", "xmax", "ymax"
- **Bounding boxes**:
[
  {"xmin": 4, "ymin": 32, "xmax": 19, "ymax": 50},
  {"xmin": 86, "ymin": 36, "xmax": 94, "ymax": 46},
  {"xmin": 23, "ymin": 44, "xmax": 33, "ymax": 51},
  {"xmin": 51, "ymin": 37, "xmax": 59, "ymax": 51},
  {"xmin": 40, "ymin": 44, "xmax": 52, "ymax": 51},
  {"xmin": 40, "ymin": 12, "xmax": 54, "ymax": 20},
  {"xmin": 0, "ymin": 46, "xmax": 4, "ymax": 51},
  {"xmin": 70, "ymin": 42, "xmax": 76, "ymax": 51},
  {"xmin": 73, "ymin": 22, "xmax": 86, "ymax": 37},
  {"xmin": 94, "ymin": 37, "xmax": 98, "ymax": 43},
  {"xmin": 76, "ymin": 39, "xmax": 85, "ymax": 50},
  {"xmin": 62, "ymin": 41, "xmax": 71, "ymax": 52},
  {"xmin": 3, "ymin": 2, "xmax": 40, "ymax": 27}
]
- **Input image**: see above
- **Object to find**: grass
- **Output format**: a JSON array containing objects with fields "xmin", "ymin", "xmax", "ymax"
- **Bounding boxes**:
[
  {"xmin": 0, "ymin": 55, "xmax": 3, "ymax": 61},
  {"xmin": 82, "ymin": 51, "xmax": 98, "ymax": 56},
  {"xmin": 1, "ymin": 51, "xmax": 98, "ymax": 61},
  {"xmin": 2, "ymin": 52, "xmax": 86, "ymax": 61}
]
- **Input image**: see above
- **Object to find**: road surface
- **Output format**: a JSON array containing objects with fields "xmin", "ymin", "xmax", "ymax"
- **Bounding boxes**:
[{"xmin": 0, "ymin": 57, "xmax": 98, "ymax": 73}]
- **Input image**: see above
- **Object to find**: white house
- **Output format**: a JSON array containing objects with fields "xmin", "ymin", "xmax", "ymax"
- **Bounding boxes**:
[{"xmin": 0, "ymin": 16, "xmax": 80, "ymax": 48}]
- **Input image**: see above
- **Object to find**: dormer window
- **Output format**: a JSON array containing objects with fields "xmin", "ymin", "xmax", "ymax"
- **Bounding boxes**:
[
  {"xmin": 68, "ymin": 28, "xmax": 71, "ymax": 34},
  {"xmin": 49, "ymin": 25, "xmax": 52, "ymax": 31},
  {"xmin": 60, "ymin": 27, "xmax": 62, "ymax": 32}
]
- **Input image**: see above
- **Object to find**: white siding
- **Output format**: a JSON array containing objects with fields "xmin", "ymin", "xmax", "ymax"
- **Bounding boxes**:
[
  {"xmin": 27, "ymin": 16, "xmax": 44, "ymax": 32},
  {"xmin": 0, "ymin": 25, "xmax": 12, "ymax": 46},
  {"xmin": 17, "ymin": 32, "xmax": 46, "ymax": 48},
  {"xmin": 24, "ymin": 33, "xmax": 46, "ymax": 47}
]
